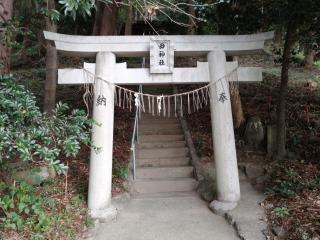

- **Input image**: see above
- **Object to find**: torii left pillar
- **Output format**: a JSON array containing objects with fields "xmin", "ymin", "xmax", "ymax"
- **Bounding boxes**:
[{"xmin": 88, "ymin": 52, "xmax": 117, "ymax": 219}]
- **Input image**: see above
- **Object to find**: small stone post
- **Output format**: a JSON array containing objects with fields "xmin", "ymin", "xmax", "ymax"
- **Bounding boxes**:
[
  {"xmin": 88, "ymin": 52, "xmax": 117, "ymax": 219},
  {"xmin": 207, "ymin": 50, "xmax": 241, "ymax": 213}
]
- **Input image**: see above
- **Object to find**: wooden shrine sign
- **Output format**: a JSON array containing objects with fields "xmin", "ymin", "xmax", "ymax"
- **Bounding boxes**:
[{"xmin": 150, "ymin": 39, "xmax": 174, "ymax": 74}]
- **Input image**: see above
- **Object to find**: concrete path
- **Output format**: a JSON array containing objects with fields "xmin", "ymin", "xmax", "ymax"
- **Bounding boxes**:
[
  {"xmin": 225, "ymin": 181, "xmax": 267, "ymax": 240},
  {"xmin": 94, "ymin": 193, "xmax": 239, "ymax": 240}
]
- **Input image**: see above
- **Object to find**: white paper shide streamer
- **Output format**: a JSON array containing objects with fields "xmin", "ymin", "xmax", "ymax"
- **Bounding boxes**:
[{"xmin": 82, "ymin": 67, "xmax": 239, "ymax": 118}]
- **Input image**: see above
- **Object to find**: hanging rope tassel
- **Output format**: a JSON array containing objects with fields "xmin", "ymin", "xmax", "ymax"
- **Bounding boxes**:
[
  {"xmin": 114, "ymin": 87, "xmax": 118, "ymax": 107},
  {"xmin": 152, "ymin": 97, "xmax": 154, "ymax": 116},
  {"xmin": 157, "ymin": 96, "xmax": 162, "ymax": 115},
  {"xmin": 140, "ymin": 94, "xmax": 145, "ymax": 112},
  {"xmin": 125, "ymin": 90, "xmax": 129, "ymax": 109},
  {"xmin": 118, "ymin": 88, "xmax": 122, "ymax": 108},
  {"xmin": 82, "ymin": 70, "xmax": 93, "ymax": 116},
  {"xmin": 168, "ymin": 96, "xmax": 171, "ymax": 118},
  {"xmin": 192, "ymin": 91, "xmax": 196, "ymax": 113},
  {"xmin": 180, "ymin": 95, "xmax": 183, "ymax": 117},
  {"xmin": 163, "ymin": 95, "xmax": 166, "ymax": 117},
  {"xmin": 134, "ymin": 93, "xmax": 141, "ymax": 113},
  {"xmin": 174, "ymin": 95, "xmax": 177, "ymax": 117},
  {"xmin": 122, "ymin": 89, "xmax": 126, "ymax": 109},
  {"xmin": 205, "ymin": 87, "xmax": 209, "ymax": 105},
  {"xmin": 201, "ymin": 88, "xmax": 206, "ymax": 107},
  {"xmin": 129, "ymin": 91, "xmax": 132, "ymax": 112},
  {"xmin": 196, "ymin": 89, "xmax": 201, "ymax": 110},
  {"xmin": 187, "ymin": 93, "xmax": 191, "ymax": 114}
]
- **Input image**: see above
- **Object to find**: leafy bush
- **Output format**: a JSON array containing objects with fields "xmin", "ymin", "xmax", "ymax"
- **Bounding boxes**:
[
  {"xmin": 272, "ymin": 207, "xmax": 290, "ymax": 217},
  {"xmin": 271, "ymin": 180, "xmax": 296, "ymax": 197},
  {"xmin": 0, "ymin": 75, "xmax": 92, "ymax": 174},
  {"xmin": 0, "ymin": 181, "xmax": 51, "ymax": 234},
  {"xmin": 266, "ymin": 164, "xmax": 320, "ymax": 197},
  {"xmin": 0, "ymin": 75, "xmax": 94, "ymax": 239},
  {"xmin": 0, "ymin": 180, "xmax": 91, "ymax": 239},
  {"xmin": 113, "ymin": 158, "xmax": 128, "ymax": 179},
  {"xmin": 272, "ymin": 46, "xmax": 300, "ymax": 65}
]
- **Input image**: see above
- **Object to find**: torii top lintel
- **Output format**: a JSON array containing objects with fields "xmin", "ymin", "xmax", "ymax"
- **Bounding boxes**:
[{"xmin": 44, "ymin": 31, "xmax": 274, "ymax": 58}]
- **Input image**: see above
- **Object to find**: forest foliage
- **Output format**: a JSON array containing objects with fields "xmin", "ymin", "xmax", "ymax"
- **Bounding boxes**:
[{"xmin": 0, "ymin": 75, "xmax": 93, "ymax": 173}]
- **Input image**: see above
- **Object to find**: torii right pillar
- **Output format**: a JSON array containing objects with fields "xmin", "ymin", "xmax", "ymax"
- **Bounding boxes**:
[{"xmin": 208, "ymin": 50, "xmax": 240, "ymax": 213}]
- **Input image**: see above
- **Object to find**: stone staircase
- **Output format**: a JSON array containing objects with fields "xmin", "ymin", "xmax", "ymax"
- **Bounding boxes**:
[{"xmin": 131, "ymin": 112, "xmax": 198, "ymax": 197}]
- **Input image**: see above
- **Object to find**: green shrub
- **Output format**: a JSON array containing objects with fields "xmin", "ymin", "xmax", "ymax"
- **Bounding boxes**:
[
  {"xmin": 0, "ymin": 181, "xmax": 90, "ymax": 239},
  {"xmin": 0, "ymin": 181, "xmax": 51, "ymax": 234},
  {"xmin": 266, "ymin": 165, "xmax": 320, "ymax": 198},
  {"xmin": 113, "ymin": 158, "xmax": 128, "ymax": 179},
  {"xmin": 271, "ymin": 180, "xmax": 296, "ymax": 197},
  {"xmin": 0, "ymin": 75, "xmax": 92, "ymax": 174},
  {"xmin": 0, "ymin": 75, "xmax": 93, "ymax": 238},
  {"xmin": 272, "ymin": 206, "xmax": 290, "ymax": 217}
]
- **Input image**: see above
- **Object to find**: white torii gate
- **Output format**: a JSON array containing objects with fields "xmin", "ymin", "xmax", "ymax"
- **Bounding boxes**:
[{"xmin": 44, "ymin": 31, "xmax": 273, "ymax": 219}]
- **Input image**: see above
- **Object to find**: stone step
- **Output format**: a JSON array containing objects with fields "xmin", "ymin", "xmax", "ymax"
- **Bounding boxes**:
[
  {"xmin": 136, "ymin": 166, "xmax": 194, "ymax": 179},
  {"xmin": 141, "ymin": 111, "xmax": 178, "ymax": 116},
  {"xmin": 133, "ymin": 178, "xmax": 198, "ymax": 194},
  {"xmin": 139, "ymin": 123, "xmax": 181, "ymax": 130},
  {"xmin": 137, "ymin": 141, "xmax": 186, "ymax": 149},
  {"xmin": 141, "ymin": 111, "xmax": 179, "ymax": 120},
  {"xmin": 136, "ymin": 157, "xmax": 190, "ymax": 167},
  {"xmin": 140, "ymin": 118, "xmax": 179, "ymax": 124},
  {"xmin": 139, "ymin": 134, "xmax": 184, "ymax": 142},
  {"xmin": 140, "ymin": 128, "xmax": 183, "ymax": 135},
  {"xmin": 132, "ymin": 191, "xmax": 198, "ymax": 199},
  {"xmin": 136, "ymin": 147, "xmax": 189, "ymax": 159}
]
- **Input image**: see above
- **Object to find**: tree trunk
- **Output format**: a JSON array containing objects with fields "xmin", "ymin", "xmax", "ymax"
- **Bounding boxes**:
[
  {"xmin": 274, "ymin": 27, "xmax": 282, "ymax": 49},
  {"xmin": 187, "ymin": 0, "xmax": 196, "ymax": 35},
  {"xmin": 92, "ymin": 1, "xmax": 103, "ymax": 35},
  {"xmin": 99, "ymin": 2, "xmax": 118, "ymax": 35},
  {"xmin": 43, "ymin": 0, "xmax": 58, "ymax": 114},
  {"xmin": 0, "ymin": 0, "xmax": 13, "ymax": 20},
  {"xmin": 230, "ymin": 82, "xmax": 245, "ymax": 128},
  {"xmin": 276, "ymin": 20, "xmax": 297, "ymax": 159},
  {"xmin": 0, "ymin": 0, "xmax": 13, "ymax": 74},
  {"xmin": 304, "ymin": 46, "xmax": 314, "ymax": 68},
  {"xmin": 124, "ymin": 1, "xmax": 133, "ymax": 35}
]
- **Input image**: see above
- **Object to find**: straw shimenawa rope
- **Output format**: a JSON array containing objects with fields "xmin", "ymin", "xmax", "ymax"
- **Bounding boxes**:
[{"xmin": 81, "ymin": 67, "xmax": 239, "ymax": 117}]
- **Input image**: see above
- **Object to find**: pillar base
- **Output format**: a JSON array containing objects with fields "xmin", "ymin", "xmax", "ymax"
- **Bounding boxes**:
[
  {"xmin": 209, "ymin": 200, "xmax": 238, "ymax": 216},
  {"xmin": 88, "ymin": 205, "xmax": 118, "ymax": 223}
]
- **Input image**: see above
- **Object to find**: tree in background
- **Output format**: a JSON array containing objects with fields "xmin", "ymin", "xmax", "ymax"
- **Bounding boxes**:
[
  {"xmin": 203, "ymin": 0, "xmax": 265, "ymax": 128},
  {"xmin": 187, "ymin": 0, "xmax": 197, "ymax": 35},
  {"xmin": 61, "ymin": 0, "xmax": 207, "ymax": 33},
  {"xmin": 92, "ymin": 1, "xmax": 118, "ymax": 35},
  {"xmin": 273, "ymin": 27, "xmax": 282, "ymax": 49},
  {"xmin": 301, "ymin": 30, "xmax": 319, "ymax": 68},
  {"xmin": 201, "ymin": 0, "xmax": 320, "ymax": 157},
  {"xmin": 44, "ymin": 0, "xmax": 58, "ymax": 113},
  {"xmin": 263, "ymin": 0, "xmax": 320, "ymax": 158},
  {"xmin": 11, "ymin": 0, "xmax": 60, "ymax": 113},
  {"xmin": 0, "ymin": 0, "xmax": 13, "ymax": 74},
  {"xmin": 124, "ymin": 0, "xmax": 133, "ymax": 35}
]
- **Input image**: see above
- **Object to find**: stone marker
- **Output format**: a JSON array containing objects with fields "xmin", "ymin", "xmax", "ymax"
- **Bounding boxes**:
[
  {"xmin": 267, "ymin": 124, "xmax": 286, "ymax": 156},
  {"xmin": 11, "ymin": 166, "xmax": 56, "ymax": 185},
  {"xmin": 244, "ymin": 116, "xmax": 265, "ymax": 148}
]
